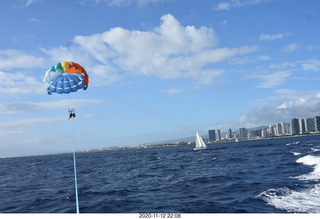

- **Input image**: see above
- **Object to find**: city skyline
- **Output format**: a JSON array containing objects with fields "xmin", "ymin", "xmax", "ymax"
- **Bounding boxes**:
[{"xmin": 208, "ymin": 115, "xmax": 320, "ymax": 141}]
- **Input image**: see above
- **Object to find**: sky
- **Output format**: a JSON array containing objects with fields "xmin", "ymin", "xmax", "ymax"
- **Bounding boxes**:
[{"xmin": 0, "ymin": 0, "xmax": 320, "ymax": 157}]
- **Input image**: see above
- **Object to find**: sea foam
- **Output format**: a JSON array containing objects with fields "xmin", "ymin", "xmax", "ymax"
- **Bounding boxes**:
[
  {"xmin": 296, "ymin": 155, "xmax": 320, "ymax": 181},
  {"xmin": 257, "ymin": 154, "xmax": 320, "ymax": 213},
  {"xmin": 257, "ymin": 185, "xmax": 320, "ymax": 213}
]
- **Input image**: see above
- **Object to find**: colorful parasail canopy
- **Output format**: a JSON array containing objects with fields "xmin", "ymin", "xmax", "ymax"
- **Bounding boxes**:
[{"xmin": 43, "ymin": 61, "xmax": 89, "ymax": 95}]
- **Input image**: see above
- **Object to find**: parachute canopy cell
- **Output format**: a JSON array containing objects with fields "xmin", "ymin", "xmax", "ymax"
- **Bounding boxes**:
[{"xmin": 43, "ymin": 61, "xmax": 89, "ymax": 95}]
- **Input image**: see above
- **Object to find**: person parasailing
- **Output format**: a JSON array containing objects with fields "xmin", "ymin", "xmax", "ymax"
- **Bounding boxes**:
[{"xmin": 68, "ymin": 108, "xmax": 76, "ymax": 120}]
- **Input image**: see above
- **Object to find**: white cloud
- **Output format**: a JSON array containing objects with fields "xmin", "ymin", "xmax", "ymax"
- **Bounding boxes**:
[
  {"xmin": 214, "ymin": 0, "xmax": 276, "ymax": 10},
  {"xmin": 258, "ymin": 55, "xmax": 270, "ymax": 61},
  {"xmin": 220, "ymin": 94, "xmax": 320, "ymax": 130},
  {"xmin": 29, "ymin": 17, "xmax": 40, "ymax": 22},
  {"xmin": 275, "ymin": 89, "xmax": 302, "ymax": 95},
  {"xmin": 0, "ymin": 99, "xmax": 107, "ymax": 114},
  {"xmin": 246, "ymin": 58, "xmax": 320, "ymax": 92},
  {"xmin": 300, "ymin": 59, "xmax": 320, "ymax": 72},
  {"xmin": 216, "ymin": 92, "xmax": 320, "ymax": 131},
  {"xmin": 0, "ymin": 71, "xmax": 43, "ymax": 95},
  {"xmin": 0, "ymin": 49, "xmax": 44, "ymax": 70},
  {"xmin": 45, "ymin": 14, "xmax": 257, "ymax": 86},
  {"xmin": 0, "ymin": 116, "xmax": 66, "ymax": 131},
  {"xmin": 252, "ymin": 71, "xmax": 291, "ymax": 88},
  {"xmin": 307, "ymin": 44, "xmax": 320, "ymax": 51},
  {"xmin": 161, "ymin": 88, "xmax": 186, "ymax": 94},
  {"xmin": 79, "ymin": 0, "xmax": 166, "ymax": 7},
  {"xmin": 137, "ymin": 0, "xmax": 165, "ymax": 6},
  {"xmin": 88, "ymin": 65, "xmax": 123, "ymax": 86},
  {"xmin": 107, "ymin": 0, "xmax": 130, "ymax": 7},
  {"xmin": 282, "ymin": 43, "xmax": 301, "ymax": 53},
  {"xmin": 215, "ymin": 2, "xmax": 232, "ymax": 10},
  {"xmin": 25, "ymin": 0, "xmax": 36, "ymax": 7},
  {"xmin": 259, "ymin": 32, "xmax": 291, "ymax": 41},
  {"xmin": 29, "ymin": 17, "xmax": 45, "ymax": 23}
]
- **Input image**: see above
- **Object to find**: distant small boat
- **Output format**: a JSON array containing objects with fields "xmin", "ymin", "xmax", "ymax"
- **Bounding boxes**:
[
  {"xmin": 235, "ymin": 138, "xmax": 239, "ymax": 142},
  {"xmin": 194, "ymin": 131, "xmax": 207, "ymax": 150}
]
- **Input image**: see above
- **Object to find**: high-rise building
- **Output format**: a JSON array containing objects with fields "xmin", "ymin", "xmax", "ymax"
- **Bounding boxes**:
[
  {"xmin": 216, "ymin": 130, "xmax": 221, "ymax": 141},
  {"xmin": 291, "ymin": 118, "xmax": 299, "ymax": 135},
  {"xmin": 305, "ymin": 118, "xmax": 315, "ymax": 132},
  {"xmin": 208, "ymin": 129, "xmax": 216, "ymax": 142},
  {"xmin": 239, "ymin": 127, "xmax": 248, "ymax": 139},
  {"xmin": 227, "ymin": 129, "xmax": 232, "ymax": 139},
  {"xmin": 261, "ymin": 129, "xmax": 268, "ymax": 138},
  {"xmin": 268, "ymin": 125, "xmax": 275, "ymax": 137},
  {"xmin": 286, "ymin": 123, "xmax": 291, "ymax": 134},
  {"xmin": 282, "ymin": 122, "xmax": 290, "ymax": 134},
  {"xmin": 250, "ymin": 129, "xmax": 261, "ymax": 138},
  {"xmin": 315, "ymin": 116, "xmax": 320, "ymax": 132},
  {"xmin": 299, "ymin": 119, "xmax": 306, "ymax": 134},
  {"xmin": 276, "ymin": 123, "xmax": 282, "ymax": 136}
]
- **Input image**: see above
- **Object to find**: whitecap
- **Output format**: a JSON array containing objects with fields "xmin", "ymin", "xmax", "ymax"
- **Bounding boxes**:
[
  {"xmin": 291, "ymin": 152, "xmax": 301, "ymax": 156},
  {"xmin": 258, "ymin": 154, "xmax": 320, "ymax": 213},
  {"xmin": 28, "ymin": 163, "xmax": 36, "ymax": 167},
  {"xmin": 257, "ymin": 185, "xmax": 320, "ymax": 213},
  {"xmin": 296, "ymin": 155, "xmax": 320, "ymax": 180}
]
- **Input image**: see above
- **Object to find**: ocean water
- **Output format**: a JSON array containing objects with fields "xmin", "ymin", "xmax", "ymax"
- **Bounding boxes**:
[{"xmin": 1, "ymin": 135, "xmax": 320, "ymax": 213}]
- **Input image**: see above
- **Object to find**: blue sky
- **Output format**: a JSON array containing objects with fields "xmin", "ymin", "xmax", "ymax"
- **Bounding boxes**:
[{"xmin": 1, "ymin": 0, "xmax": 320, "ymax": 156}]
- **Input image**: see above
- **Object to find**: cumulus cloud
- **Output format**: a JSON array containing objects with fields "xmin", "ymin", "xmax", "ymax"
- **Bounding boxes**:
[
  {"xmin": 44, "ymin": 14, "xmax": 257, "ymax": 86},
  {"xmin": 240, "ymin": 95, "xmax": 320, "ymax": 127},
  {"xmin": 216, "ymin": 93, "xmax": 320, "ymax": 131}
]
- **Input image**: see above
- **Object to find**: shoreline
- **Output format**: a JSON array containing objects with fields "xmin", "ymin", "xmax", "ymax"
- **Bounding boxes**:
[{"xmin": 2, "ymin": 133, "xmax": 320, "ymax": 159}]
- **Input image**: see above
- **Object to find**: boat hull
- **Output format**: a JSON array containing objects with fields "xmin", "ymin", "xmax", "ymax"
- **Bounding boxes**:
[{"xmin": 193, "ymin": 147, "xmax": 207, "ymax": 150}]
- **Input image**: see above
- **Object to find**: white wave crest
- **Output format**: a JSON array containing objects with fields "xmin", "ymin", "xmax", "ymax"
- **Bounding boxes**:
[
  {"xmin": 291, "ymin": 151, "xmax": 301, "ymax": 156},
  {"xmin": 296, "ymin": 155, "xmax": 320, "ymax": 180},
  {"xmin": 258, "ymin": 154, "xmax": 320, "ymax": 213},
  {"xmin": 257, "ymin": 185, "xmax": 320, "ymax": 213}
]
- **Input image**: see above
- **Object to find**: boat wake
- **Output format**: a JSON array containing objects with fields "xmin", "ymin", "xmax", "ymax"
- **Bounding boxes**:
[
  {"xmin": 257, "ymin": 153, "xmax": 320, "ymax": 213},
  {"xmin": 257, "ymin": 185, "xmax": 320, "ymax": 213}
]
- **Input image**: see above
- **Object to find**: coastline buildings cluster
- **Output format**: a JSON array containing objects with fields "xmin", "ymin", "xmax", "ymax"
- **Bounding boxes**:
[{"xmin": 208, "ymin": 116, "xmax": 320, "ymax": 142}]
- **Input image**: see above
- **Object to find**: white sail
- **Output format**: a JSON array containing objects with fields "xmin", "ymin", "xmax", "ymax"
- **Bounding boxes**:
[{"xmin": 194, "ymin": 131, "xmax": 207, "ymax": 150}]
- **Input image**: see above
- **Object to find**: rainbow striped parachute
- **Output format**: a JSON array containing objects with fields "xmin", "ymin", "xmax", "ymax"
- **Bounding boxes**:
[{"xmin": 43, "ymin": 61, "xmax": 89, "ymax": 95}]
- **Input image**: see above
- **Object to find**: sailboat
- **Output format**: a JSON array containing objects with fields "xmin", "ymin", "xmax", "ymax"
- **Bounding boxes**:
[{"xmin": 194, "ymin": 131, "xmax": 207, "ymax": 150}]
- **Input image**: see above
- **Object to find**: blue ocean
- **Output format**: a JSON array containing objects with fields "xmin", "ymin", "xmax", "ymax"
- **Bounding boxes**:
[{"xmin": 1, "ymin": 135, "xmax": 320, "ymax": 213}]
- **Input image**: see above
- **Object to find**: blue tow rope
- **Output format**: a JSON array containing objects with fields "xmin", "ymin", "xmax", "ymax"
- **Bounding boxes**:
[{"xmin": 71, "ymin": 120, "xmax": 80, "ymax": 214}]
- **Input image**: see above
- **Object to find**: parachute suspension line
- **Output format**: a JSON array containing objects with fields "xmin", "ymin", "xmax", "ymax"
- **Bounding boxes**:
[
  {"xmin": 67, "ymin": 97, "xmax": 71, "ymax": 111},
  {"xmin": 71, "ymin": 120, "xmax": 80, "ymax": 214}
]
